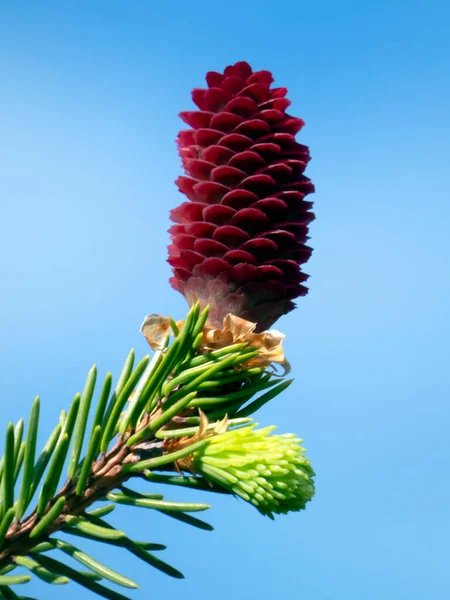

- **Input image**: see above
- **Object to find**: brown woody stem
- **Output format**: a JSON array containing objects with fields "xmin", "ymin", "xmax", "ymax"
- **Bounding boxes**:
[{"xmin": 0, "ymin": 431, "xmax": 165, "ymax": 570}]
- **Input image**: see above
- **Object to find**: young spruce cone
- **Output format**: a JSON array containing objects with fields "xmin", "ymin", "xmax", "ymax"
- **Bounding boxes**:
[{"xmin": 168, "ymin": 61, "xmax": 315, "ymax": 331}]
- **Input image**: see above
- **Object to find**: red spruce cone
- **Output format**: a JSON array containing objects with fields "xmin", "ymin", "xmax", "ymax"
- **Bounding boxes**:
[{"xmin": 168, "ymin": 61, "xmax": 315, "ymax": 332}]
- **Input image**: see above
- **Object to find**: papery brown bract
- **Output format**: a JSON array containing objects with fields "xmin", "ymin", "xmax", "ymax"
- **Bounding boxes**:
[{"xmin": 168, "ymin": 61, "xmax": 315, "ymax": 331}]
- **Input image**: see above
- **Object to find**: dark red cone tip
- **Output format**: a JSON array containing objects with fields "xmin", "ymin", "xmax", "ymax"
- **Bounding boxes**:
[{"xmin": 168, "ymin": 61, "xmax": 315, "ymax": 331}]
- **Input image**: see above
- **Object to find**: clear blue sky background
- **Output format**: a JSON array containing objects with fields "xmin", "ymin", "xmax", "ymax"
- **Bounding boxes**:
[{"xmin": 1, "ymin": 1, "xmax": 449, "ymax": 599}]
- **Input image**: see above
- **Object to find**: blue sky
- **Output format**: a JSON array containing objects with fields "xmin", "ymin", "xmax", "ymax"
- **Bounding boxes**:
[{"xmin": 1, "ymin": 1, "xmax": 449, "ymax": 598}]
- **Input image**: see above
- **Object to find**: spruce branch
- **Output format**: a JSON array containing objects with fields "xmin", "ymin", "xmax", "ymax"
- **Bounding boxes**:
[{"xmin": 0, "ymin": 303, "xmax": 315, "ymax": 599}]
